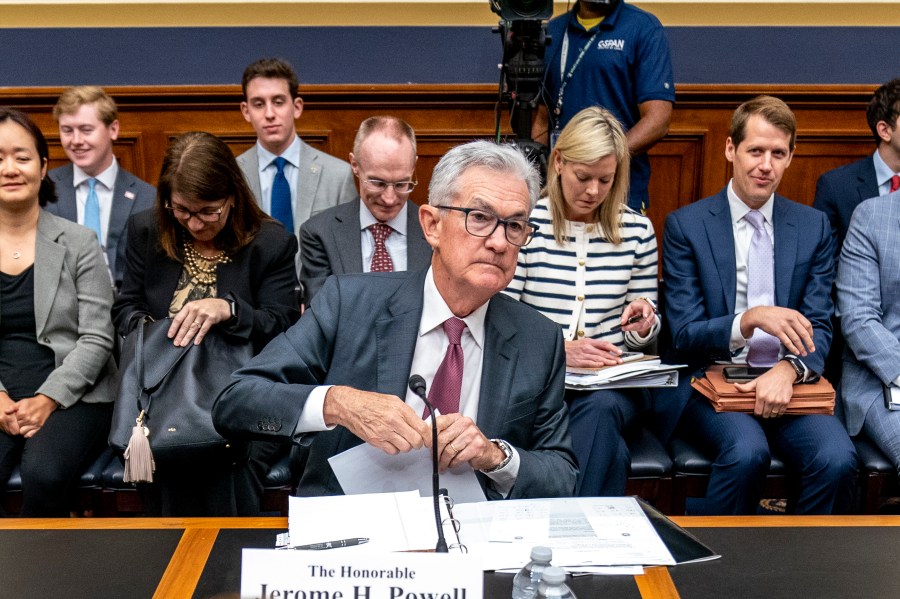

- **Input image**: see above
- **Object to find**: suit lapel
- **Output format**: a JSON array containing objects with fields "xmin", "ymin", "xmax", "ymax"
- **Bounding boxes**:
[
  {"xmin": 332, "ymin": 200, "xmax": 363, "ymax": 273},
  {"xmin": 295, "ymin": 142, "xmax": 322, "ymax": 233},
  {"xmin": 55, "ymin": 164, "xmax": 79, "ymax": 221},
  {"xmin": 375, "ymin": 272, "xmax": 427, "ymax": 398},
  {"xmin": 772, "ymin": 196, "xmax": 798, "ymax": 306},
  {"xmin": 34, "ymin": 212, "xmax": 66, "ymax": 336},
  {"xmin": 406, "ymin": 202, "xmax": 431, "ymax": 271},
  {"xmin": 106, "ymin": 170, "xmax": 137, "ymax": 260},
  {"xmin": 476, "ymin": 298, "xmax": 517, "ymax": 439},
  {"xmin": 704, "ymin": 192, "xmax": 737, "ymax": 314},
  {"xmin": 243, "ymin": 146, "xmax": 264, "ymax": 206}
]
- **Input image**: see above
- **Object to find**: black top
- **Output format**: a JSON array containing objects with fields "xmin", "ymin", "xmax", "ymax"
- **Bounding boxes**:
[{"xmin": 0, "ymin": 265, "xmax": 55, "ymax": 399}]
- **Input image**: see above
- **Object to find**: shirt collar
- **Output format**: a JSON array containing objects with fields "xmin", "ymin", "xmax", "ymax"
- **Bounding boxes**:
[
  {"xmin": 421, "ymin": 267, "xmax": 487, "ymax": 350},
  {"xmin": 359, "ymin": 200, "xmax": 409, "ymax": 236},
  {"xmin": 727, "ymin": 179, "xmax": 775, "ymax": 226},
  {"xmin": 569, "ymin": 1, "xmax": 621, "ymax": 31},
  {"xmin": 873, "ymin": 148, "xmax": 898, "ymax": 188},
  {"xmin": 73, "ymin": 157, "xmax": 118, "ymax": 190},
  {"xmin": 256, "ymin": 134, "xmax": 300, "ymax": 170}
]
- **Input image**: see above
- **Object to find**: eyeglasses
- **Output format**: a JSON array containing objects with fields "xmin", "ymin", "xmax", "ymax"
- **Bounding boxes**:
[
  {"xmin": 165, "ymin": 199, "xmax": 230, "ymax": 223},
  {"xmin": 437, "ymin": 206, "xmax": 537, "ymax": 247},
  {"xmin": 361, "ymin": 178, "xmax": 417, "ymax": 194}
]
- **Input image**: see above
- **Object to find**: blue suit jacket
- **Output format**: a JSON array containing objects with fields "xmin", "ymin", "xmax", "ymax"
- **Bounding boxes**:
[
  {"xmin": 213, "ymin": 269, "xmax": 577, "ymax": 499},
  {"xmin": 813, "ymin": 155, "xmax": 878, "ymax": 252},
  {"xmin": 653, "ymin": 188, "xmax": 835, "ymax": 441},
  {"xmin": 46, "ymin": 163, "xmax": 156, "ymax": 287},
  {"xmin": 837, "ymin": 192, "xmax": 900, "ymax": 435}
]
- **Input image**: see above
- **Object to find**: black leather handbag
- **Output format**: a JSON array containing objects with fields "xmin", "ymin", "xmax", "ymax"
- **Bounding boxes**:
[{"xmin": 109, "ymin": 317, "xmax": 253, "ymax": 481}]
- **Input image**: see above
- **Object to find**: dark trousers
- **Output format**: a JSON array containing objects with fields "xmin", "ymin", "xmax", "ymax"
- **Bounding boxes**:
[
  {"xmin": 676, "ymin": 392, "xmax": 858, "ymax": 515},
  {"xmin": 567, "ymin": 388, "xmax": 647, "ymax": 496},
  {"xmin": 0, "ymin": 401, "xmax": 112, "ymax": 517}
]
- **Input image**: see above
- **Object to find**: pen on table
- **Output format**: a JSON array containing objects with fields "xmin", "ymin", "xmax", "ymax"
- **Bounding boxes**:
[
  {"xmin": 608, "ymin": 314, "xmax": 644, "ymax": 334},
  {"xmin": 292, "ymin": 537, "xmax": 369, "ymax": 550}
]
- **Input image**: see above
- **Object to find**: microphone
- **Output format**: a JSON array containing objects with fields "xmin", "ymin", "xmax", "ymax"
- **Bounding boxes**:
[{"xmin": 408, "ymin": 374, "xmax": 448, "ymax": 553}]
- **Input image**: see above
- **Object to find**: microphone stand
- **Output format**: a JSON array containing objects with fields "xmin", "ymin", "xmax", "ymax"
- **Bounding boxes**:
[{"xmin": 408, "ymin": 375, "xmax": 449, "ymax": 553}]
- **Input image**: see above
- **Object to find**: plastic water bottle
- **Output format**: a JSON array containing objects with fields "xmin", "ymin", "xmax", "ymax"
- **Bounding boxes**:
[
  {"xmin": 535, "ymin": 566, "xmax": 576, "ymax": 599},
  {"xmin": 511, "ymin": 545, "xmax": 553, "ymax": 599}
]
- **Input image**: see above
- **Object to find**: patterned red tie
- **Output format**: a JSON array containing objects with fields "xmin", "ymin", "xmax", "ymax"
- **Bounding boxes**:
[
  {"xmin": 890, "ymin": 174, "xmax": 900, "ymax": 194},
  {"xmin": 369, "ymin": 223, "xmax": 394, "ymax": 272},
  {"xmin": 426, "ymin": 318, "xmax": 466, "ymax": 418}
]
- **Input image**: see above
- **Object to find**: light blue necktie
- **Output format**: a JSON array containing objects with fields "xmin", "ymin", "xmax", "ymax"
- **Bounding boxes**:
[
  {"xmin": 744, "ymin": 210, "xmax": 780, "ymax": 367},
  {"xmin": 271, "ymin": 157, "xmax": 294, "ymax": 233},
  {"xmin": 84, "ymin": 178, "xmax": 102, "ymax": 242}
]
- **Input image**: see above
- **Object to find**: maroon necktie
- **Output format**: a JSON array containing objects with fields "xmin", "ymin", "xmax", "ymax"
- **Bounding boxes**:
[
  {"xmin": 426, "ymin": 318, "xmax": 466, "ymax": 417},
  {"xmin": 890, "ymin": 174, "xmax": 900, "ymax": 194},
  {"xmin": 369, "ymin": 223, "xmax": 394, "ymax": 272}
]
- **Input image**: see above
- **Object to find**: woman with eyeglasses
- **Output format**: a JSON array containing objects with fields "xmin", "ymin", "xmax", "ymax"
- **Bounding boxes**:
[
  {"xmin": 505, "ymin": 106, "xmax": 659, "ymax": 497},
  {"xmin": 113, "ymin": 131, "xmax": 299, "ymax": 515}
]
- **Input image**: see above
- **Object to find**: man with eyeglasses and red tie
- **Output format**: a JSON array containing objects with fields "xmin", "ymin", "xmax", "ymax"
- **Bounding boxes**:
[
  {"xmin": 214, "ymin": 140, "xmax": 577, "ymax": 500},
  {"xmin": 298, "ymin": 116, "xmax": 432, "ymax": 303}
]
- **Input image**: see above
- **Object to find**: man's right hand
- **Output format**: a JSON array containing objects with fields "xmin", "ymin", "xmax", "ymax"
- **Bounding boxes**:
[
  {"xmin": 740, "ymin": 306, "xmax": 815, "ymax": 357},
  {"xmin": 322, "ymin": 386, "xmax": 430, "ymax": 455}
]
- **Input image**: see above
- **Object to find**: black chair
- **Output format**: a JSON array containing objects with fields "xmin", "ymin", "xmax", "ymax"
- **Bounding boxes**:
[
  {"xmin": 852, "ymin": 435, "xmax": 899, "ymax": 514},
  {"xmin": 625, "ymin": 426, "xmax": 673, "ymax": 513}
]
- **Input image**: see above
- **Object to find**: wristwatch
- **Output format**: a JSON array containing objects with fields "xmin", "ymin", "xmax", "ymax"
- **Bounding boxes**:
[
  {"xmin": 781, "ymin": 355, "xmax": 805, "ymax": 384},
  {"xmin": 226, "ymin": 298, "xmax": 237, "ymax": 321},
  {"xmin": 479, "ymin": 439, "xmax": 513, "ymax": 474}
]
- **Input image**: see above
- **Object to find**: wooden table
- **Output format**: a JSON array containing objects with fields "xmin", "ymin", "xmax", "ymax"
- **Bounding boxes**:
[{"xmin": 1, "ymin": 516, "xmax": 898, "ymax": 598}]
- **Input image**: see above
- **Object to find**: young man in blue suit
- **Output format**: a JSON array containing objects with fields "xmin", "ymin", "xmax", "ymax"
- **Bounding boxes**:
[
  {"xmin": 299, "ymin": 116, "xmax": 432, "ymax": 303},
  {"xmin": 46, "ymin": 86, "xmax": 155, "ymax": 289},
  {"xmin": 656, "ymin": 96, "xmax": 857, "ymax": 515},
  {"xmin": 214, "ymin": 140, "xmax": 577, "ymax": 499}
]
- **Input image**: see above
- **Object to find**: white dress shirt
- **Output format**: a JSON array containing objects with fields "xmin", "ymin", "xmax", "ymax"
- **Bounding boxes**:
[
  {"xmin": 73, "ymin": 158, "xmax": 118, "ymax": 249},
  {"xmin": 359, "ymin": 201, "xmax": 409, "ymax": 272},
  {"xmin": 255, "ymin": 135, "xmax": 301, "ymax": 219}
]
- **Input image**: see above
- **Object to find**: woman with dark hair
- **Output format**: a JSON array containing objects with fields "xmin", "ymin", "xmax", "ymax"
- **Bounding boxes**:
[
  {"xmin": 0, "ymin": 108, "xmax": 116, "ymax": 516},
  {"xmin": 113, "ymin": 131, "xmax": 299, "ymax": 516}
]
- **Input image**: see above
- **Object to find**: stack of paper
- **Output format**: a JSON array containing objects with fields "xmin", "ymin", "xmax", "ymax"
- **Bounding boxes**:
[
  {"xmin": 566, "ymin": 358, "xmax": 683, "ymax": 390},
  {"xmin": 692, "ymin": 365, "xmax": 835, "ymax": 414}
]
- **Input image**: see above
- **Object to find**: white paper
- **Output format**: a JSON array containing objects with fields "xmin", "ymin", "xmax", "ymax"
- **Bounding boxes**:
[{"xmin": 328, "ymin": 443, "xmax": 486, "ymax": 503}]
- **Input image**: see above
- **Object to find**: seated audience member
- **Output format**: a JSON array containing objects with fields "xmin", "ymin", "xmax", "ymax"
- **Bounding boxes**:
[
  {"xmin": 0, "ymin": 108, "xmax": 116, "ymax": 517},
  {"xmin": 654, "ymin": 96, "xmax": 857, "ymax": 515},
  {"xmin": 45, "ymin": 86, "xmax": 155, "ymax": 289},
  {"xmin": 299, "ymin": 116, "xmax": 431, "ymax": 302},
  {"xmin": 505, "ymin": 106, "xmax": 658, "ymax": 496},
  {"xmin": 237, "ymin": 57, "xmax": 355, "ymax": 273},
  {"xmin": 837, "ymin": 190, "xmax": 900, "ymax": 476},
  {"xmin": 814, "ymin": 78, "xmax": 900, "ymax": 384},
  {"xmin": 113, "ymin": 131, "xmax": 300, "ymax": 516},
  {"xmin": 214, "ymin": 140, "xmax": 577, "ymax": 499}
]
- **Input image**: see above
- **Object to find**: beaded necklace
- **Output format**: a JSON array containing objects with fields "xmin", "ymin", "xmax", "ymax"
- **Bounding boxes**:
[{"xmin": 183, "ymin": 239, "xmax": 232, "ymax": 285}]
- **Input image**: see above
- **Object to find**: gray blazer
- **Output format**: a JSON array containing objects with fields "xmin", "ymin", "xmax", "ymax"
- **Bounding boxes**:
[
  {"xmin": 213, "ymin": 269, "xmax": 577, "ymax": 499},
  {"xmin": 837, "ymin": 191, "xmax": 900, "ymax": 435},
  {"xmin": 237, "ymin": 140, "xmax": 356, "ymax": 239},
  {"xmin": 298, "ymin": 198, "xmax": 433, "ymax": 301},
  {"xmin": 46, "ymin": 163, "xmax": 156, "ymax": 287},
  {"xmin": 0, "ymin": 211, "xmax": 116, "ymax": 408}
]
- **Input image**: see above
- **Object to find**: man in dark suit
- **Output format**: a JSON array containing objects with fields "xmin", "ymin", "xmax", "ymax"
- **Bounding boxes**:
[
  {"xmin": 237, "ymin": 58, "xmax": 355, "ymax": 276},
  {"xmin": 214, "ymin": 140, "xmax": 577, "ymax": 499},
  {"xmin": 813, "ymin": 78, "xmax": 900, "ymax": 384},
  {"xmin": 299, "ymin": 116, "xmax": 432, "ymax": 302},
  {"xmin": 655, "ymin": 96, "xmax": 857, "ymax": 515},
  {"xmin": 46, "ymin": 86, "xmax": 155, "ymax": 288}
]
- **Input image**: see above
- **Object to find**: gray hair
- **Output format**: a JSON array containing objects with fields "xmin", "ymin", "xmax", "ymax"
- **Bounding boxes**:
[{"xmin": 428, "ymin": 140, "xmax": 539, "ymax": 211}]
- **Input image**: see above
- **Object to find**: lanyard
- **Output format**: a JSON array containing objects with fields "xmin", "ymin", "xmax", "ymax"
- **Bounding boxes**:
[{"xmin": 553, "ymin": 27, "xmax": 601, "ymax": 130}]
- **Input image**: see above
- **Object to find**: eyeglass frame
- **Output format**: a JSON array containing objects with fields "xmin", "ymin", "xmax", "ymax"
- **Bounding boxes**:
[
  {"xmin": 436, "ymin": 205, "xmax": 537, "ymax": 247},
  {"xmin": 165, "ymin": 198, "xmax": 232, "ymax": 223},
  {"xmin": 359, "ymin": 177, "xmax": 418, "ymax": 194}
]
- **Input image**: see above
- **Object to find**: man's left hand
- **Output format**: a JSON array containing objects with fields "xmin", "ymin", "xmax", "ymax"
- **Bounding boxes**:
[
  {"xmin": 434, "ymin": 413, "xmax": 505, "ymax": 472},
  {"xmin": 734, "ymin": 361, "xmax": 796, "ymax": 419}
]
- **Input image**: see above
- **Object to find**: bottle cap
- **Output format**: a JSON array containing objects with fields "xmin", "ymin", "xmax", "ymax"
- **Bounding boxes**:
[
  {"xmin": 530, "ymin": 546, "xmax": 552, "ymax": 562},
  {"xmin": 542, "ymin": 566, "xmax": 566, "ymax": 584}
]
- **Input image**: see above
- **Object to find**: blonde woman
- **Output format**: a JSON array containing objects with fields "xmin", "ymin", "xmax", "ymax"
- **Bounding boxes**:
[{"xmin": 506, "ymin": 106, "xmax": 659, "ymax": 496}]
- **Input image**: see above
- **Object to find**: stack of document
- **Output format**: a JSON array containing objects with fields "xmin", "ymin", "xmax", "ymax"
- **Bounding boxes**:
[
  {"xmin": 565, "ymin": 357, "xmax": 683, "ymax": 390},
  {"xmin": 692, "ymin": 365, "xmax": 835, "ymax": 414}
]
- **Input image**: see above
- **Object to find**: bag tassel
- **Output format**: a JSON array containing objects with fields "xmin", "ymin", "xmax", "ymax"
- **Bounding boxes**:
[{"xmin": 123, "ymin": 411, "xmax": 155, "ymax": 483}]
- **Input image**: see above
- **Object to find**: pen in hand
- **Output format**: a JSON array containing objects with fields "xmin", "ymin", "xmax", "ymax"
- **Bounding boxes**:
[
  {"xmin": 292, "ymin": 537, "xmax": 369, "ymax": 550},
  {"xmin": 608, "ymin": 314, "xmax": 644, "ymax": 334}
]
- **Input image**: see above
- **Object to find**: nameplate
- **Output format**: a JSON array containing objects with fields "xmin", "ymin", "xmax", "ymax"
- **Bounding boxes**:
[{"xmin": 241, "ymin": 549, "xmax": 482, "ymax": 599}]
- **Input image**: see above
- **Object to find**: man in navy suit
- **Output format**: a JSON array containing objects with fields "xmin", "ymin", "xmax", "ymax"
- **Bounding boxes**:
[
  {"xmin": 656, "ymin": 96, "xmax": 857, "ymax": 515},
  {"xmin": 813, "ymin": 78, "xmax": 900, "ymax": 383},
  {"xmin": 299, "ymin": 116, "xmax": 432, "ymax": 303},
  {"xmin": 214, "ymin": 140, "xmax": 577, "ymax": 499},
  {"xmin": 46, "ymin": 86, "xmax": 155, "ymax": 288}
]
